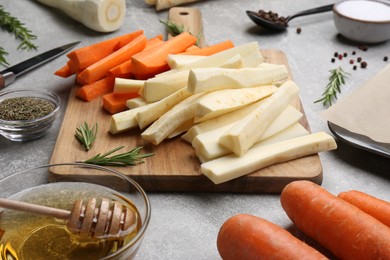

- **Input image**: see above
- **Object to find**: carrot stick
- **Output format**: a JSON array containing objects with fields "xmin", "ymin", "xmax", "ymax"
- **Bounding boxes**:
[
  {"xmin": 76, "ymin": 76, "xmax": 115, "ymax": 102},
  {"xmin": 281, "ymin": 180, "xmax": 390, "ymax": 260},
  {"xmin": 77, "ymin": 34, "xmax": 147, "ymax": 85},
  {"xmin": 108, "ymin": 36, "xmax": 164, "ymax": 76},
  {"xmin": 54, "ymin": 64, "xmax": 73, "ymax": 78},
  {"xmin": 131, "ymin": 32, "xmax": 197, "ymax": 77},
  {"xmin": 67, "ymin": 30, "xmax": 144, "ymax": 71},
  {"xmin": 217, "ymin": 214, "xmax": 327, "ymax": 260},
  {"xmin": 102, "ymin": 92, "xmax": 139, "ymax": 114},
  {"xmin": 184, "ymin": 45, "xmax": 201, "ymax": 52},
  {"xmin": 180, "ymin": 40, "xmax": 234, "ymax": 56},
  {"xmin": 338, "ymin": 190, "xmax": 390, "ymax": 227}
]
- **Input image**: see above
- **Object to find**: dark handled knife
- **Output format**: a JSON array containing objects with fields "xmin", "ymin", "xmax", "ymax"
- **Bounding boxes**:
[{"xmin": 0, "ymin": 41, "xmax": 80, "ymax": 89}]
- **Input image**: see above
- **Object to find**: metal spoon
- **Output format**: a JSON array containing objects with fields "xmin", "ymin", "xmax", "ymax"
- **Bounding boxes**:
[{"xmin": 246, "ymin": 4, "xmax": 334, "ymax": 31}]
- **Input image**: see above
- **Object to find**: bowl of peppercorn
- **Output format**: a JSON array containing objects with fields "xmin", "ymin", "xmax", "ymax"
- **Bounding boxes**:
[
  {"xmin": 333, "ymin": 0, "xmax": 390, "ymax": 43},
  {"xmin": 0, "ymin": 89, "xmax": 61, "ymax": 142}
]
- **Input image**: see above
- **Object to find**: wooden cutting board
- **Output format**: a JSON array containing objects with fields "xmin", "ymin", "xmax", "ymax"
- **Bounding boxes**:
[{"xmin": 49, "ymin": 8, "xmax": 323, "ymax": 193}]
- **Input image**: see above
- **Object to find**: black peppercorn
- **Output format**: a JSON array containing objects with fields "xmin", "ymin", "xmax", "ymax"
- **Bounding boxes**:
[
  {"xmin": 384, "ymin": 56, "xmax": 388, "ymax": 62},
  {"xmin": 361, "ymin": 61, "xmax": 367, "ymax": 68}
]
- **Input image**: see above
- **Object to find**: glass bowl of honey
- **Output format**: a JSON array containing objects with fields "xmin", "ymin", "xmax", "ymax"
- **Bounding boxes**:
[
  {"xmin": 0, "ymin": 88, "xmax": 61, "ymax": 142},
  {"xmin": 0, "ymin": 163, "xmax": 151, "ymax": 260}
]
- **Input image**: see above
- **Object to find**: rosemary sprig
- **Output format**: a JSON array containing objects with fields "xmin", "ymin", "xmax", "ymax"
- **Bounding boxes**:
[
  {"xmin": 0, "ymin": 5, "xmax": 38, "ymax": 66},
  {"xmin": 314, "ymin": 67, "xmax": 349, "ymax": 107},
  {"xmin": 0, "ymin": 47, "xmax": 9, "ymax": 66},
  {"xmin": 75, "ymin": 122, "xmax": 98, "ymax": 151},
  {"xmin": 159, "ymin": 19, "xmax": 201, "ymax": 46},
  {"xmin": 81, "ymin": 146, "xmax": 154, "ymax": 167},
  {"xmin": 160, "ymin": 19, "xmax": 185, "ymax": 37}
]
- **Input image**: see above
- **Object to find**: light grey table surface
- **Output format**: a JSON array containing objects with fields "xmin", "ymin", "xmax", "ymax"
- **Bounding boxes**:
[{"xmin": 0, "ymin": 0, "xmax": 389, "ymax": 259}]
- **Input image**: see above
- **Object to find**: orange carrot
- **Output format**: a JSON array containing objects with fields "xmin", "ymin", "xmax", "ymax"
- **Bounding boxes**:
[
  {"xmin": 217, "ymin": 214, "xmax": 327, "ymax": 260},
  {"xmin": 54, "ymin": 64, "xmax": 73, "ymax": 78},
  {"xmin": 66, "ymin": 30, "xmax": 144, "ymax": 71},
  {"xmin": 338, "ymin": 190, "xmax": 390, "ymax": 227},
  {"xmin": 102, "ymin": 92, "xmax": 139, "ymax": 114},
  {"xmin": 77, "ymin": 34, "xmax": 147, "ymax": 85},
  {"xmin": 184, "ymin": 45, "xmax": 201, "ymax": 52},
  {"xmin": 108, "ymin": 36, "xmax": 164, "ymax": 76},
  {"xmin": 76, "ymin": 76, "xmax": 115, "ymax": 102},
  {"xmin": 131, "ymin": 32, "xmax": 197, "ymax": 77},
  {"xmin": 180, "ymin": 40, "xmax": 234, "ymax": 56},
  {"xmin": 281, "ymin": 180, "xmax": 390, "ymax": 260}
]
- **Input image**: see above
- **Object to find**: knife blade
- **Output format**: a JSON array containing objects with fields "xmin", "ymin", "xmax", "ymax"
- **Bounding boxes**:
[{"xmin": 0, "ymin": 41, "xmax": 80, "ymax": 89}]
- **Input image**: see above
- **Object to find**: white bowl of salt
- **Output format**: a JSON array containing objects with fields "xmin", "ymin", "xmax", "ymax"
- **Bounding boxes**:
[{"xmin": 333, "ymin": 0, "xmax": 390, "ymax": 43}]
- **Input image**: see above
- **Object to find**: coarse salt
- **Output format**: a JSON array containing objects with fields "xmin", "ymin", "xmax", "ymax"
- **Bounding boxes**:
[{"xmin": 336, "ymin": 0, "xmax": 390, "ymax": 22}]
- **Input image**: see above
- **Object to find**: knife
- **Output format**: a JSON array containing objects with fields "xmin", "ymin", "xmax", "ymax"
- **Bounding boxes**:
[
  {"xmin": 0, "ymin": 41, "xmax": 80, "ymax": 89},
  {"xmin": 328, "ymin": 121, "xmax": 390, "ymax": 159}
]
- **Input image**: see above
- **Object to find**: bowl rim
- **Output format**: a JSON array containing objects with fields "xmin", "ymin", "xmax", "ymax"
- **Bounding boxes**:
[
  {"xmin": 0, "ymin": 162, "xmax": 152, "ymax": 259},
  {"xmin": 333, "ymin": 0, "xmax": 390, "ymax": 24},
  {"xmin": 0, "ymin": 88, "xmax": 61, "ymax": 125}
]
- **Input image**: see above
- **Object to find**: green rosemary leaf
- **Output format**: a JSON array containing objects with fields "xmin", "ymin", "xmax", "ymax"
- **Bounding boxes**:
[
  {"xmin": 160, "ymin": 19, "xmax": 185, "ymax": 36},
  {"xmin": 75, "ymin": 122, "xmax": 98, "ymax": 151},
  {"xmin": 0, "ymin": 47, "xmax": 9, "ymax": 67},
  {"xmin": 81, "ymin": 146, "xmax": 154, "ymax": 167},
  {"xmin": 0, "ymin": 5, "xmax": 38, "ymax": 65},
  {"xmin": 314, "ymin": 67, "xmax": 349, "ymax": 107},
  {"xmin": 160, "ymin": 19, "xmax": 201, "ymax": 47}
]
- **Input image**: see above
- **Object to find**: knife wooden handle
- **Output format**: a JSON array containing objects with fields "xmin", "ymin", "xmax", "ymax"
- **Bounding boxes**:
[{"xmin": 168, "ymin": 7, "xmax": 206, "ymax": 48}]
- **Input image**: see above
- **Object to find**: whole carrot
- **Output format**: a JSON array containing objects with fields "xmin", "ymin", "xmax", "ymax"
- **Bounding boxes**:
[
  {"xmin": 217, "ymin": 214, "xmax": 328, "ymax": 260},
  {"xmin": 338, "ymin": 190, "xmax": 390, "ymax": 227},
  {"xmin": 281, "ymin": 180, "xmax": 390, "ymax": 260}
]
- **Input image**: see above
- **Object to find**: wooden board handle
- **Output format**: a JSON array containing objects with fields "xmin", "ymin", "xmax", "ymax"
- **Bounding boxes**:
[{"xmin": 168, "ymin": 7, "xmax": 206, "ymax": 48}]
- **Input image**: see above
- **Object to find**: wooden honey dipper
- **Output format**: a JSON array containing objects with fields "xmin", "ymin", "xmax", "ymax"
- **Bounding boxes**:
[{"xmin": 0, "ymin": 197, "xmax": 136, "ymax": 238}]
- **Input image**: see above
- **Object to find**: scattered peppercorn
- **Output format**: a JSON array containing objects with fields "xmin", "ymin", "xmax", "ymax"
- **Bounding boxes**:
[
  {"xmin": 358, "ymin": 45, "xmax": 368, "ymax": 51},
  {"xmin": 343, "ymin": 52, "xmax": 348, "ymax": 57},
  {"xmin": 349, "ymin": 59, "xmax": 354, "ymax": 64},
  {"xmin": 352, "ymin": 51, "xmax": 356, "ymax": 55},
  {"xmin": 338, "ymin": 54, "xmax": 343, "ymax": 60},
  {"xmin": 384, "ymin": 56, "xmax": 388, "ymax": 62},
  {"xmin": 353, "ymin": 65, "xmax": 357, "ymax": 70},
  {"xmin": 334, "ymin": 52, "xmax": 338, "ymax": 58},
  {"xmin": 296, "ymin": 27, "xmax": 302, "ymax": 34},
  {"xmin": 361, "ymin": 61, "xmax": 367, "ymax": 68},
  {"xmin": 331, "ymin": 58, "xmax": 336, "ymax": 63},
  {"xmin": 357, "ymin": 57, "xmax": 362, "ymax": 62}
]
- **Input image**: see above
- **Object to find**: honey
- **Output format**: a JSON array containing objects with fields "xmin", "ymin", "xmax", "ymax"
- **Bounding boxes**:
[{"xmin": 0, "ymin": 182, "xmax": 140, "ymax": 260}]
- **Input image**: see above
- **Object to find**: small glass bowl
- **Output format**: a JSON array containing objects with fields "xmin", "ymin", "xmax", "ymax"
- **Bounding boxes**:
[
  {"xmin": 0, "ymin": 89, "xmax": 61, "ymax": 142},
  {"xmin": 0, "ymin": 163, "xmax": 151, "ymax": 260}
]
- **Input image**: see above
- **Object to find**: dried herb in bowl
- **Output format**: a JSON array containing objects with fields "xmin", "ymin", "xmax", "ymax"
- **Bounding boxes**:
[{"xmin": 0, "ymin": 97, "xmax": 55, "ymax": 121}]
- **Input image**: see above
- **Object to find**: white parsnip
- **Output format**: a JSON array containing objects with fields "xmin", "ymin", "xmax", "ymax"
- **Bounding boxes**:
[
  {"xmin": 219, "ymin": 80, "xmax": 299, "ymax": 156},
  {"xmin": 37, "ymin": 0, "xmax": 126, "ymax": 32},
  {"xmin": 114, "ymin": 78, "xmax": 144, "ymax": 94},
  {"xmin": 109, "ymin": 103, "xmax": 153, "ymax": 134},
  {"xmin": 187, "ymin": 66, "xmax": 288, "ymax": 93},
  {"xmin": 182, "ymin": 101, "xmax": 262, "ymax": 143},
  {"xmin": 194, "ymin": 85, "xmax": 277, "ymax": 122},
  {"xmin": 156, "ymin": 0, "xmax": 204, "ymax": 11},
  {"xmin": 141, "ymin": 93, "xmax": 205, "ymax": 145},
  {"xmin": 137, "ymin": 87, "xmax": 192, "ymax": 129},
  {"xmin": 159, "ymin": 42, "xmax": 263, "ymax": 77},
  {"xmin": 192, "ymin": 105, "xmax": 303, "ymax": 162},
  {"xmin": 167, "ymin": 54, "xmax": 205, "ymax": 69},
  {"xmin": 201, "ymin": 132, "xmax": 337, "ymax": 184},
  {"xmin": 126, "ymin": 97, "xmax": 149, "ymax": 109},
  {"xmin": 141, "ymin": 70, "xmax": 190, "ymax": 102}
]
